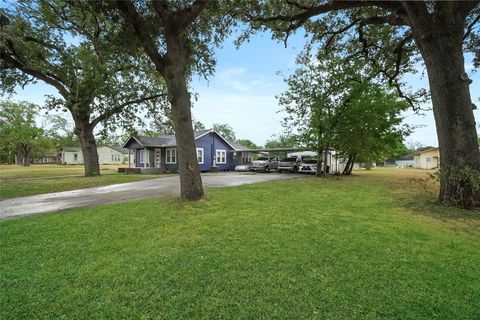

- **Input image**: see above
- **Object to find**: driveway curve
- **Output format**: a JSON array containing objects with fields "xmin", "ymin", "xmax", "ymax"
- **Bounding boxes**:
[{"xmin": 0, "ymin": 172, "xmax": 304, "ymax": 220}]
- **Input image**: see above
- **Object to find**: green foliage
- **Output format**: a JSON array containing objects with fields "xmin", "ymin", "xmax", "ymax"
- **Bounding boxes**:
[
  {"xmin": 0, "ymin": 100, "xmax": 45, "ymax": 164},
  {"xmin": 437, "ymin": 166, "xmax": 480, "ymax": 210},
  {"xmin": 0, "ymin": 0, "xmax": 168, "ymax": 136},
  {"xmin": 236, "ymin": 139, "xmax": 258, "ymax": 149},
  {"xmin": 264, "ymin": 134, "xmax": 298, "ymax": 148},
  {"xmin": 279, "ymin": 50, "xmax": 410, "ymax": 167},
  {"xmin": 213, "ymin": 123, "xmax": 236, "ymax": 142}
]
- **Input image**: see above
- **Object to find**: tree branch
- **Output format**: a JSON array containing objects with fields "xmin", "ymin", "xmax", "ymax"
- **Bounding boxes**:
[
  {"xmin": 90, "ymin": 93, "xmax": 166, "ymax": 127},
  {"xmin": 115, "ymin": 0, "xmax": 166, "ymax": 73},
  {"xmin": 464, "ymin": 13, "xmax": 480, "ymax": 40},
  {"xmin": 0, "ymin": 50, "xmax": 70, "ymax": 98}
]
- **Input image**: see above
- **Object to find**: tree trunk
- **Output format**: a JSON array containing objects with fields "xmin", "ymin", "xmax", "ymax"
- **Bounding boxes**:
[
  {"xmin": 414, "ymin": 24, "xmax": 480, "ymax": 204},
  {"xmin": 163, "ymin": 47, "xmax": 204, "ymax": 201},
  {"xmin": 74, "ymin": 117, "xmax": 100, "ymax": 177}
]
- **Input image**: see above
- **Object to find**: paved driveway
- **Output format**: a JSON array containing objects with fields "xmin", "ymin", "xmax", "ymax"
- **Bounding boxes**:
[{"xmin": 0, "ymin": 172, "xmax": 304, "ymax": 220}]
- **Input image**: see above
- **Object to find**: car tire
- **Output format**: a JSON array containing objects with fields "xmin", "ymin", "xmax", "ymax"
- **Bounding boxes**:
[
  {"xmin": 293, "ymin": 166, "xmax": 298, "ymax": 173},
  {"xmin": 265, "ymin": 166, "xmax": 269, "ymax": 172}
]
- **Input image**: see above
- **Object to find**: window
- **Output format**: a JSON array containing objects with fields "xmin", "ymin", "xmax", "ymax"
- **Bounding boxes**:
[
  {"xmin": 216, "ymin": 149, "xmax": 226, "ymax": 164},
  {"xmin": 111, "ymin": 154, "xmax": 120, "ymax": 162},
  {"xmin": 73, "ymin": 153, "xmax": 78, "ymax": 162},
  {"xmin": 140, "ymin": 150, "xmax": 149, "ymax": 164},
  {"xmin": 426, "ymin": 157, "xmax": 431, "ymax": 163},
  {"xmin": 166, "ymin": 148, "xmax": 177, "ymax": 164},
  {"xmin": 196, "ymin": 148, "xmax": 204, "ymax": 164}
]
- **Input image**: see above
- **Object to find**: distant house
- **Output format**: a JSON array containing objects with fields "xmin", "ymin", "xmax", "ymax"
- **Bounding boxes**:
[
  {"xmin": 123, "ymin": 129, "xmax": 248, "ymax": 171},
  {"xmin": 414, "ymin": 147, "xmax": 439, "ymax": 169},
  {"xmin": 384, "ymin": 155, "xmax": 415, "ymax": 168},
  {"xmin": 61, "ymin": 147, "xmax": 83, "ymax": 164},
  {"xmin": 31, "ymin": 150, "xmax": 60, "ymax": 164},
  {"xmin": 97, "ymin": 146, "xmax": 134, "ymax": 165},
  {"xmin": 60, "ymin": 146, "xmax": 133, "ymax": 165}
]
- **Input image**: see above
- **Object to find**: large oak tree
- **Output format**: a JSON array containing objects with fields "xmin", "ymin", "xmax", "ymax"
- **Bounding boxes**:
[
  {"xmin": 244, "ymin": 1, "xmax": 480, "ymax": 207},
  {"xmin": 110, "ymin": 0, "xmax": 232, "ymax": 200},
  {"xmin": 0, "ymin": 0, "xmax": 166, "ymax": 176}
]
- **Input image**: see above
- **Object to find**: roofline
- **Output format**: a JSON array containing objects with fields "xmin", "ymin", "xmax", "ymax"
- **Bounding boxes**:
[
  {"xmin": 195, "ymin": 129, "xmax": 238, "ymax": 150},
  {"xmin": 415, "ymin": 147, "xmax": 439, "ymax": 155},
  {"xmin": 122, "ymin": 136, "xmax": 144, "ymax": 148}
]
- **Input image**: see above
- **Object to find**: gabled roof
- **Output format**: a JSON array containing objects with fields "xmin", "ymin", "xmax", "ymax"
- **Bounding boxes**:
[
  {"xmin": 104, "ymin": 146, "xmax": 130, "ymax": 154},
  {"xmin": 123, "ymin": 129, "xmax": 248, "ymax": 150},
  {"xmin": 415, "ymin": 147, "xmax": 439, "ymax": 155}
]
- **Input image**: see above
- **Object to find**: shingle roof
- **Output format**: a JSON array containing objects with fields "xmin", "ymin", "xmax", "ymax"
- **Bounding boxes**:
[{"xmin": 107, "ymin": 146, "xmax": 130, "ymax": 154}]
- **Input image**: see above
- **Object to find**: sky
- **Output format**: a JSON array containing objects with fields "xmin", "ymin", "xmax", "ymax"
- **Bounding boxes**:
[{"xmin": 6, "ymin": 29, "xmax": 480, "ymax": 147}]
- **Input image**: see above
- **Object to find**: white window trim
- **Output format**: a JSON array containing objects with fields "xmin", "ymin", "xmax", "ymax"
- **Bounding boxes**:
[
  {"xmin": 196, "ymin": 148, "xmax": 204, "ymax": 164},
  {"xmin": 216, "ymin": 149, "xmax": 227, "ymax": 164},
  {"xmin": 140, "ymin": 149, "xmax": 149, "ymax": 164},
  {"xmin": 166, "ymin": 148, "xmax": 177, "ymax": 164}
]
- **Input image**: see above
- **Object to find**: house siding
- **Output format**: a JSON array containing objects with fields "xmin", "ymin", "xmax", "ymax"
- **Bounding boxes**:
[{"xmin": 127, "ymin": 131, "xmax": 236, "ymax": 171}]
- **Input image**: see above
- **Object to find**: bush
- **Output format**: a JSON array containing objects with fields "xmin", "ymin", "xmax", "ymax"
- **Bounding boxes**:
[{"xmin": 437, "ymin": 166, "xmax": 480, "ymax": 210}]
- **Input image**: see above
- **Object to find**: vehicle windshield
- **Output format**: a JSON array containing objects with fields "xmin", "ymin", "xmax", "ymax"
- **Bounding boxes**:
[
  {"xmin": 302, "ymin": 157, "xmax": 318, "ymax": 164},
  {"xmin": 281, "ymin": 157, "xmax": 297, "ymax": 162}
]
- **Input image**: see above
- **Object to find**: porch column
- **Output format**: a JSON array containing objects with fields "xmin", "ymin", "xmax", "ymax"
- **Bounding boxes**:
[
  {"xmin": 128, "ymin": 149, "xmax": 131, "ymax": 169},
  {"xmin": 144, "ymin": 148, "xmax": 147, "ymax": 168}
]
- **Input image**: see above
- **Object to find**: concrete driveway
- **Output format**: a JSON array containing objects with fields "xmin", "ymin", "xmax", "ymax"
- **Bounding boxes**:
[{"xmin": 0, "ymin": 172, "xmax": 304, "ymax": 220}]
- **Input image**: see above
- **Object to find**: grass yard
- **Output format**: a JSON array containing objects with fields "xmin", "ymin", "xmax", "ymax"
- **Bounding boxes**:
[
  {"xmin": 0, "ymin": 164, "xmax": 161, "ymax": 199},
  {"xmin": 1, "ymin": 169, "xmax": 479, "ymax": 319}
]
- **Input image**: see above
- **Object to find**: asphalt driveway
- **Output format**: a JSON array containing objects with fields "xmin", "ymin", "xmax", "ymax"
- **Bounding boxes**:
[{"xmin": 0, "ymin": 172, "xmax": 304, "ymax": 219}]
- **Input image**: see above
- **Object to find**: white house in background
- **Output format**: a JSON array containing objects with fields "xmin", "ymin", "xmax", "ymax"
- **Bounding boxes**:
[
  {"xmin": 61, "ymin": 147, "xmax": 83, "ymax": 164},
  {"xmin": 414, "ymin": 147, "xmax": 440, "ymax": 169},
  {"xmin": 61, "ymin": 146, "xmax": 134, "ymax": 165},
  {"xmin": 97, "ymin": 146, "xmax": 134, "ymax": 165}
]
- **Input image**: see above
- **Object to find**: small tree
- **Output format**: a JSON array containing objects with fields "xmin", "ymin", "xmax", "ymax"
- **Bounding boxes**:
[{"xmin": 0, "ymin": 101, "xmax": 44, "ymax": 166}]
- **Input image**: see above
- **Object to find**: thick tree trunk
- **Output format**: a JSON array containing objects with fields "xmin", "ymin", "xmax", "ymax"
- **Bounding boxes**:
[
  {"xmin": 163, "ymin": 51, "xmax": 204, "ymax": 201},
  {"xmin": 74, "ymin": 117, "xmax": 100, "ymax": 177},
  {"xmin": 414, "ymin": 26, "xmax": 480, "ymax": 204}
]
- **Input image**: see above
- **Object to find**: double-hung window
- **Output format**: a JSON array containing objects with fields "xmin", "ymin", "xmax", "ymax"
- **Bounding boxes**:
[
  {"xmin": 140, "ymin": 150, "xmax": 149, "ymax": 164},
  {"xmin": 196, "ymin": 148, "xmax": 204, "ymax": 164},
  {"xmin": 216, "ymin": 149, "xmax": 226, "ymax": 164},
  {"xmin": 166, "ymin": 148, "xmax": 177, "ymax": 164},
  {"xmin": 73, "ymin": 153, "xmax": 78, "ymax": 162}
]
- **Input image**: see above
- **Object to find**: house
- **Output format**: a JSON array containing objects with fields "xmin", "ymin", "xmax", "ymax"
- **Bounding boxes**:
[
  {"xmin": 123, "ymin": 129, "xmax": 248, "ymax": 172},
  {"xmin": 384, "ymin": 155, "xmax": 415, "ymax": 168},
  {"xmin": 97, "ymin": 146, "xmax": 134, "ymax": 165},
  {"xmin": 60, "ymin": 146, "xmax": 134, "ymax": 165},
  {"xmin": 61, "ymin": 147, "xmax": 83, "ymax": 164},
  {"xmin": 33, "ymin": 150, "xmax": 60, "ymax": 164},
  {"xmin": 414, "ymin": 147, "xmax": 440, "ymax": 169}
]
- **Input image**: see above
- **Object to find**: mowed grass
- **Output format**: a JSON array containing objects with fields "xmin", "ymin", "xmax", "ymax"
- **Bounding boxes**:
[
  {"xmin": 0, "ymin": 164, "xmax": 160, "ymax": 199},
  {"xmin": 1, "ymin": 169, "xmax": 479, "ymax": 319}
]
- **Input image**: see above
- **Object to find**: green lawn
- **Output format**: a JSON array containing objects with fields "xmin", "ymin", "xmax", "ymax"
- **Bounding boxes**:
[
  {"xmin": 0, "ymin": 164, "xmax": 160, "ymax": 199},
  {"xmin": 1, "ymin": 169, "xmax": 479, "ymax": 319}
]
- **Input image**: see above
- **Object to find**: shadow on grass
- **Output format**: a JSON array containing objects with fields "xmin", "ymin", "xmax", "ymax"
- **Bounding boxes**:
[{"xmin": 395, "ymin": 186, "xmax": 480, "ymax": 222}]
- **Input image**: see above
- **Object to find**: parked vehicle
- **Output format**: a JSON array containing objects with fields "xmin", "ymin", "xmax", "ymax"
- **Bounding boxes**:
[
  {"xmin": 298, "ymin": 157, "xmax": 318, "ymax": 174},
  {"xmin": 250, "ymin": 157, "xmax": 279, "ymax": 172},
  {"xmin": 234, "ymin": 164, "xmax": 251, "ymax": 172},
  {"xmin": 277, "ymin": 157, "xmax": 300, "ymax": 173}
]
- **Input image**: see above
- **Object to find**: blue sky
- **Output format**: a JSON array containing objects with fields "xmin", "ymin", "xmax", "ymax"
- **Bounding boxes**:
[{"xmin": 7, "ymin": 30, "xmax": 480, "ymax": 147}]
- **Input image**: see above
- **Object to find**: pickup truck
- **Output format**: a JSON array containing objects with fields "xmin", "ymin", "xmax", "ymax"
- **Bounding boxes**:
[
  {"xmin": 250, "ymin": 157, "xmax": 279, "ymax": 172},
  {"xmin": 277, "ymin": 157, "xmax": 300, "ymax": 173}
]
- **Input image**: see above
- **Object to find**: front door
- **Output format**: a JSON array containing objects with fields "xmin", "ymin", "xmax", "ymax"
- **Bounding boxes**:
[{"xmin": 155, "ymin": 148, "xmax": 162, "ymax": 168}]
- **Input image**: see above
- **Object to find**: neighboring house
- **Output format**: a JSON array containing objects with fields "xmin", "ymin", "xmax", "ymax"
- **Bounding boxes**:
[
  {"xmin": 97, "ymin": 146, "xmax": 134, "ymax": 165},
  {"xmin": 61, "ymin": 147, "xmax": 84, "ymax": 164},
  {"xmin": 384, "ymin": 155, "xmax": 415, "ymax": 168},
  {"xmin": 60, "ymin": 146, "xmax": 134, "ymax": 165},
  {"xmin": 414, "ymin": 147, "xmax": 440, "ymax": 169},
  {"xmin": 123, "ymin": 129, "xmax": 249, "ymax": 171},
  {"xmin": 33, "ymin": 151, "xmax": 60, "ymax": 164}
]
